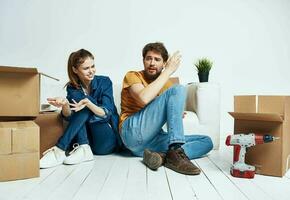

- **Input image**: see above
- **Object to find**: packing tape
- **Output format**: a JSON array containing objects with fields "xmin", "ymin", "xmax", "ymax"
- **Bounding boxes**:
[
  {"xmin": 256, "ymin": 96, "xmax": 258, "ymax": 113},
  {"xmin": 16, "ymin": 121, "xmax": 28, "ymax": 129},
  {"xmin": 286, "ymin": 154, "xmax": 290, "ymax": 172}
]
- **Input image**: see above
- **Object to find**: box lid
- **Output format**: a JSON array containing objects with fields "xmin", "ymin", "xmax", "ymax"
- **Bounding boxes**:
[
  {"xmin": 0, "ymin": 121, "xmax": 38, "ymax": 129},
  {"xmin": 229, "ymin": 112, "xmax": 283, "ymax": 122},
  {"xmin": 0, "ymin": 66, "xmax": 38, "ymax": 74},
  {"xmin": 0, "ymin": 66, "xmax": 59, "ymax": 81}
]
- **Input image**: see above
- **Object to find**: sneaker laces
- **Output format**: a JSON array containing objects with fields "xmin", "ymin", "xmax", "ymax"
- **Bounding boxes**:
[
  {"xmin": 43, "ymin": 146, "xmax": 59, "ymax": 155},
  {"xmin": 68, "ymin": 143, "xmax": 80, "ymax": 155}
]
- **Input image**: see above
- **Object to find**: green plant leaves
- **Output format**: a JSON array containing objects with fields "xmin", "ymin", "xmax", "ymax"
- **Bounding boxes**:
[{"xmin": 194, "ymin": 58, "xmax": 213, "ymax": 72}]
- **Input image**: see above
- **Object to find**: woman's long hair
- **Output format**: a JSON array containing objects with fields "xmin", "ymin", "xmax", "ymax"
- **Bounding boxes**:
[{"xmin": 66, "ymin": 49, "xmax": 94, "ymax": 89}]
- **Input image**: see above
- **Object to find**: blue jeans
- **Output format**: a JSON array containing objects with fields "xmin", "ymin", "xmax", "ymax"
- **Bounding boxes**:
[
  {"xmin": 120, "ymin": 85, "xmax": 213, "ymax": 159},
  {"xmin": 56, "ymin": 108, "xmax": 118, "ymax": 155}
]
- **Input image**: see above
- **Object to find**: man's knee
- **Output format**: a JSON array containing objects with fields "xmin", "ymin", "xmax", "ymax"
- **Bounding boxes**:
[
  {"xmin": 203, "ymin": 136, "xmax": 214, "ymax": 152},
  {"xmin": 168, "ymin": 85, "xmax": 185, "ymax": 96}
]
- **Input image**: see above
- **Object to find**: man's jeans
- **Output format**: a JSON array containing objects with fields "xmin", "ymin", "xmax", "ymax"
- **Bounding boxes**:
[
  {"xmin": 56, "ymin": 108, "xmax": 118, "ymax": 155},
  {"xmin": 121, "ymin": 85, "xmax": 213, "ymax": 159}
]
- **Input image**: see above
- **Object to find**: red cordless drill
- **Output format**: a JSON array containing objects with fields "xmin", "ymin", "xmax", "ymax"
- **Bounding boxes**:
[{"xmin": 225, "ymin": 133, "xmax": 279, "ymax": 178}]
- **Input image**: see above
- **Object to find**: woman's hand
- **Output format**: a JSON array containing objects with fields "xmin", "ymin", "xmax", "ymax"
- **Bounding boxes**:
[
  {"xmin": 70, "ymin": 98, "xmax": 90, "ymax": 112},
  {"xmin": 47, "ymin": 97, "xmax": 69, "ymax": 108}
]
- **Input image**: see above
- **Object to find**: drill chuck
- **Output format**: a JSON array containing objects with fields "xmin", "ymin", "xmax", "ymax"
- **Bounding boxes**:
[{"xmin": 263, "ymin": 134, "xmax": 279, "ymax": 143}]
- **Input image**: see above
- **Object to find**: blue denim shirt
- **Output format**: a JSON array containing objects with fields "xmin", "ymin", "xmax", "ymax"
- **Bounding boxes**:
[{"xmin": 64, "ymin": 75, "xmax": 119, "ymax": 135}]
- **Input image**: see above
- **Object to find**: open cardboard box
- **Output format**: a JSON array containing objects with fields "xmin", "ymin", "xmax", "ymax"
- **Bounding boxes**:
[
  {"xmin": 0, "ymin": 66, "xmax": 59, "ymax": 117},
  {"xmin": 229, "ymin": 95, "xmax": 290, "ymax": 177}
]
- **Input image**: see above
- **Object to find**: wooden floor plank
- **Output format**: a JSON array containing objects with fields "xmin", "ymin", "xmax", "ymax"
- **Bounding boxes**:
[
  {"xmin": 212, "ymin": 147, "xmax": 290, "ymax": 200},
  {"xmin": 22, "ymin": 164, "xmax": 78, "ymax": 200},
  {"xmin": 186, "ymin": 160, "xmax": 223, "ymax": 200},
  {"xmin": 252, "ymin": 174, "xmax": 290, "ymax": 200},
  {"xmin": 47, "ymin": 161, "xmax": 95, "ymax": 200},
  {"xmin": 165, "ymin": 167, "xmax": 198, "ymax": 200},
  {"xmin": 209, "ymin": 150, "xmax": 273, "ymax": 200},
  {"xmin": 0, "ymin": 167, "xmax": 56, "ymax": 200},
  {"xmin": 121, "ymin": 157, "xmax": 147, "ymax": 200},
  {"xmin": 147, "ymin": 167, "xmax": 172, "ymax": 200},
  {"xmin": 96, "ymin": 155, "xmax": 130, "ymax": 200},
  {"xmin": 196, "ymin": 156, "xmax": 248, "ymax": 200},
  {"xmin": 72, "ymin": 155, "xmax": 117, "ymax": 200}
]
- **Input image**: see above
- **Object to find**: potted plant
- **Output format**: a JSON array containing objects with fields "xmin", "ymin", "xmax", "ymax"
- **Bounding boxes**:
[{"xmin": 194, "ymin": 58, "xmax": 213, "ymax": 82}]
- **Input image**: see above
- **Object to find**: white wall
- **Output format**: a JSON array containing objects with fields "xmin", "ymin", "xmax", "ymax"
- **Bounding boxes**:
[{"xmin": 1, "ymin": 0, "xmax": 290, "ymax": 138}]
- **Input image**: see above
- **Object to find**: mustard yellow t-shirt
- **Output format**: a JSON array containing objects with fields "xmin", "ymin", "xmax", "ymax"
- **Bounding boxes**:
[{"xmin": 119, "ymin": 70, "xmax": 173, "ymax": 132}]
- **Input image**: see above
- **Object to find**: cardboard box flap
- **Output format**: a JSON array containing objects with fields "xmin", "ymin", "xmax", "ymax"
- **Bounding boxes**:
[
  {"xmin": 39, "ymin": 72, "xmax": 59, "ymax": 81},
  {"xmin": 0, "ymin": 66, "xmax": 38, "ymax": 74},
  {"xmin": 229, "ymin": 112, "xmax": 283, "ymax": 122},
  {"xmin": 234, "ymin": 96, "xmax": 257, "ymax": 113},
  {"xmin": 258, "ymin": 96, "xmax": 289, "ymax": 115}
]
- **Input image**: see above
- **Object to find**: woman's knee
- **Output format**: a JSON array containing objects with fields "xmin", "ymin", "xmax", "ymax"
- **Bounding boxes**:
[
  {"xmin": 92, "ymin": 145, "xmax": 116, "ymax": 155},
  {"xmin": 90, "ymin": 129, "xmax": 118, "ymax": 155}
]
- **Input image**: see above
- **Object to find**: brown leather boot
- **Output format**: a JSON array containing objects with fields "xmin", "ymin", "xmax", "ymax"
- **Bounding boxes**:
[
  {"xmin": 164, "ymin": 148, "xmax": 201, "ymax": 175},
  {"xmin": 143, "ymin": 149, "xmax": 166, "ymax": 170}
]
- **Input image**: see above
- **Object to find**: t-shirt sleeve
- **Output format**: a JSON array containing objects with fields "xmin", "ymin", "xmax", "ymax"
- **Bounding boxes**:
[
  {"xmin": 158, "ymin": 80, "xmax": 174, "ymax": 95},
  {"xmin": 123, "ymin": 71, "xmax": 142, "ymax": 89},
  {"xmin": 165, "ymin": 80, "xmax": 174, "ymax": 89}
]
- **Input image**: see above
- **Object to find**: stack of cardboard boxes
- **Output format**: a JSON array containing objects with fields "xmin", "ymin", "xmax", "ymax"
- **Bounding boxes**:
[
  {"xmin": 230, "ymin": 95, "xmax": 290, "ymax": 177},
  {"xmin": 0, "ymin": 66, "xmax": 64, "ymax": 181}
]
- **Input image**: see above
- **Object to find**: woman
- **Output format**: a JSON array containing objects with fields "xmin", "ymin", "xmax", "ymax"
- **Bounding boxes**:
[{"xmin": 40, "ymin": 49, "xmax": 121, "ymax": 168}]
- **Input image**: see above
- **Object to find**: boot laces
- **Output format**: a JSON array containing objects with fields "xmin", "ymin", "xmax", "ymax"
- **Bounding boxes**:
[{"xmin": 177, "ymin": 148, "xmax": 190, "ymax": 160}]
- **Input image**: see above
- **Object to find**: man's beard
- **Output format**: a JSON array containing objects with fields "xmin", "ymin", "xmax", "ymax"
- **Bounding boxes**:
[{"xmin": 143, "ymin": 70, "xmax": 162, "ymax": 81}]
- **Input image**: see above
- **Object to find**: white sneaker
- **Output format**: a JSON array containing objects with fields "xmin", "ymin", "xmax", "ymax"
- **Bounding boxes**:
[
  {"xmin": 40, "ymin": 146, "xmax": 66, "ymax": 169},
  {"xmin": 63, "ymin": 144, "xmax": 94, "ymax": 165}
]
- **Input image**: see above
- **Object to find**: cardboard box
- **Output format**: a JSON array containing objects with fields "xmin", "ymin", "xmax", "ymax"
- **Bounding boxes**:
[
  {"xmin": 0, "ymin": 152, "xmax": 39, "ymax": 181},
  {"xmin": 34, "ymin": 112, "xmax": 64, "ymax": 158},
  {"xmin": 0, "ymin": 121, "xmax": 40, "ymax": 181},
  {"xmin": 229, "ymin": 95, "xmax": 290, "ymax": 177},
  {"xmin": 0, "ymin": 66, "xmax": 59, "ymax": 117}
]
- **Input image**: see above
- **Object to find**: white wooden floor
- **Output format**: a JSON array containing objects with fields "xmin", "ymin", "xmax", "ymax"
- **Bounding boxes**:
[{"xmin": 1, "ymin": 144, "xmax": 290, "ymax": 200}]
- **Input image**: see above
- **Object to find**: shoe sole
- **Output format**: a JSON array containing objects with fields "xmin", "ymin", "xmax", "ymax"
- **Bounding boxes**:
[
  {"xmin": 40, "ymin": 161, "xmax": 63, "ymax": 169},
  {"xmin": 143, "ymin": 149, "xmax": 163, "ymax": 170},
  {"xmin": 63, "ymin": 157, "xmax": 94, "ymax": 165},
  {"xmin": 164, "ymin": 162, "xmax": 201, "ymax": 175}
]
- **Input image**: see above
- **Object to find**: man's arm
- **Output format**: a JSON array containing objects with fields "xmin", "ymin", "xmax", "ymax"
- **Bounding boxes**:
[{"xmin": 129, "ymin": 51, "xmax": 181, "ymax": 106}]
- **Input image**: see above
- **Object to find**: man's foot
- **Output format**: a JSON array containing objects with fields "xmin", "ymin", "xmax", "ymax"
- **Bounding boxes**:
[
  {"xmin": 164, "ymin": 148, "xmax": 201, "ymax": 175},
  {"xmin": 40, "ymin": 146, "xmax": 66, "ymax": 169},
  {"xmin": 143, "ymin": 149, "xmax": 166, "ymax": 170},
  {"xmin": 63, "ymin": 144, "xmax": 94, "ymax": 165}
]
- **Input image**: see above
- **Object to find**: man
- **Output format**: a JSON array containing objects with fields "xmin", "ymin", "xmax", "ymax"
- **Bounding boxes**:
[{"xmin": 119, "ymin": 42, "xmax": 213, "ymax": 175}]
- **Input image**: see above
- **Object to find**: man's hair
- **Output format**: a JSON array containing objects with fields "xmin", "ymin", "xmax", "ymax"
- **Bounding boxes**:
[{"xmin": 142, "ymin": 42, "xmax": 169, "ymax": 62}]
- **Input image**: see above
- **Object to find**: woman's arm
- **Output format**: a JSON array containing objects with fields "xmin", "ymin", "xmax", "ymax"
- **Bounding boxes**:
[
  {"xmin": 69, "ymin": 98, "xmax": 106, "ymax": 117},
  {"xmin": 47, "ymin": 97, "xmax": 72, "ymax": 117}
]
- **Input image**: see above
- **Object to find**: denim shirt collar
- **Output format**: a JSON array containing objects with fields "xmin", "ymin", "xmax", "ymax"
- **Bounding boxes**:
[
  {"xmin": 79, "ymin": 76, "xmax": 98, "ymax": 95},
  {"xmin": 90, "ymin": 76, "xmax": 98, "ymax": 90}
]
